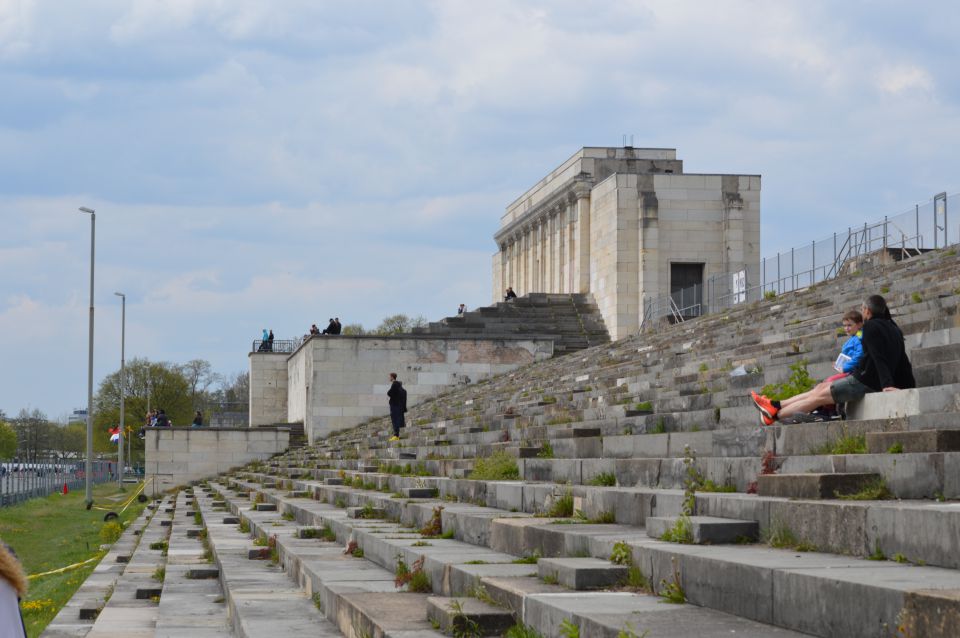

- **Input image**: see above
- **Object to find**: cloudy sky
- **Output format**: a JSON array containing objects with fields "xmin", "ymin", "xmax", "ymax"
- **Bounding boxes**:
[{"xmin": 2, "ymin": 0, "xmax": 958, "ymax": 420}]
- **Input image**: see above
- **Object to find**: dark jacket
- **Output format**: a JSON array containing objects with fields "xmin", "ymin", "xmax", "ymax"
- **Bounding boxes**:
[
  {"xmin": 387, "ymin": 381, "xmax": 407, "ymax": 411},
  {"xmin": 853, "ymin": 317, "xmax": 915, "ymax": 391}
]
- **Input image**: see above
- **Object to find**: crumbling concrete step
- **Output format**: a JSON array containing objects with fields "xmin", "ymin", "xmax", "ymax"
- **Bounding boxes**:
[
  {"xmin": 426, "ymin": 596, "xmax": 514, "ymax": 636},
  {"xmin": 866, "ymin": 429, "xmax": 960, "ymax": 454},
  {"xmin": 537, "ymin": 557, "xmax": 628, "ymax": 590},
  {"xmin": 756, "ymin": 473, "xmax": 882, "ymax": 499},
  {"xmin": 83, "ymin": 497, "xmax": 175, "ymax": 638},
  {"xmin": 195, "ymin": 497, "xmax": 341, "ymax": 637},
  {"xmin": 645, "ymin": 516, "xmax": 759, "ymax": 544},
  {"xmin": 155, "ymin": 492, "xmax": 231, "ymax": 638}
]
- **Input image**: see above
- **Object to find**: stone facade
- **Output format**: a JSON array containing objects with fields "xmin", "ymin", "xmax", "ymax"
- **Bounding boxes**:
[
  {"xmin": 259, "ymin": 335, "xmax": 553, "ymax": 444},
  {"xmin": 144, "ymin": 427, "xmax": 289, "ymax": 491},
  {"xmin": 493, "ymin": 147, "xmax": 760, "ymax": 339},
  {"xmin": 249, "ymin": 352, "xmax": 288, "ymax": 426}
]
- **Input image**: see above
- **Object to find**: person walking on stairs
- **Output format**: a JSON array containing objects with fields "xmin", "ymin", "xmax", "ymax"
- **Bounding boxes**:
[
  {"xmin": 387, "ymin": 372, "xmax": 407, "ymax": 441},
  {"xmin": 751, "ymin": 294, "xmax": 915, "ymax": 425}
]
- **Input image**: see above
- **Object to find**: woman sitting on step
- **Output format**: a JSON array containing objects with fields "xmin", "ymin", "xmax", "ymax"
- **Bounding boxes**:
[{"xmin": 751, "ymin": 295, "xmax": 915, "ymax": 425}]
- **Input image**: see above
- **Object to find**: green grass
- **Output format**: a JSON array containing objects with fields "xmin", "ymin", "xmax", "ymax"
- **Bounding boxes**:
[
  {"xmin": 837, "ymin": 477, "xmax": 894, "ymax": 500},
  {"xmin": 469, "ymin": 451, "xmax": 520, "ymax": 481},
  {"xmin": 587, "ymin": 472, "xmax": 616, "ymax": 487},
  {"xmin": 0, "ymin": 483, "xmax": 149, "ymax": 637},
  {"xmin": 546, "ymin": 489, "xmax": 574, "ymax": 518},
  {"xmin": 659, "ymin": 515, "xmax": 694, "ymax": 544}
]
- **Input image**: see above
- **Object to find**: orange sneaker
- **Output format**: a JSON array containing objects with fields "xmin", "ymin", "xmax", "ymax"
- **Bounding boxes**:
[{"xmin": 751, "ymin": 391, "xmax": 779, "ymax": 424}]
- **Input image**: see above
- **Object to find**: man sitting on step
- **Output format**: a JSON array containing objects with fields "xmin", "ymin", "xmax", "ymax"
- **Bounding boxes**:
[{"xmin": 751, "ymin": 294, "xmax": 915, "ymax": 425}]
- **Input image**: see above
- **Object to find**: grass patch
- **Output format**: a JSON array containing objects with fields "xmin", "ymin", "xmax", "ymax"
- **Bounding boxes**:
[
  {"xmin": 588, "ymin": 472, "xmax": 616, "ymax": 487},
  {"xmin": 536, "ymin": 441, "xmax": 554, "ymax": 459},
  {"xmin": 469, "ymin": 451, "xmax": 520, "ymax": 481},
  {"xmin": 513, "ymin": 551, "xmax": 540, "ymax": 564},
  {"xmin": 505, "ymin": 623, "xmax": 545, "ymax": 638},
  {"xmin": 811, "ymin": 432, "xmax": 867, "ymax": 455},
  {"xmin": 659, "ymin": 516, "xmax": 694, "ymax": 544},
  {"xmin": 762, "ymin": 519, "xmax": 817, "ymax": 552},
  {"xmin": 0, "ymin": 482, "xmax": 148, "ymax": 637},
  {"xmin": 887, "ymin": 442, "xmax": 904, "ymax": 454},
  {"xmin": 545, "ymin": 488, "xmax": 574, "ymax": 518},
  {"xmin": 760, "ymin": 359, "xmax": 815, "ymax": 402},
  {"xmin": 696, "ymin": 480, "xmax": 737, "ymax": 493},
  {"xmin": 837, "ymin": 477, "xmax": 894, "ymax": 500}
]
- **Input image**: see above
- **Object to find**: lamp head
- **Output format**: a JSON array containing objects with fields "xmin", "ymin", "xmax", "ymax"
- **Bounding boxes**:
[
  {"xmin": 114, "ymin": 292, "xmax": 125, "ymax": 298},
  {"xmin": 79, "ymin": 207, "xmax": 95, "ymax": 214}
]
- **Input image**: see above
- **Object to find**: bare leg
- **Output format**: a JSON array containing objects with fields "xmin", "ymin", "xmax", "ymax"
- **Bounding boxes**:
[
  {"xmin": 777, "ymin": 383, "xmax": 835, "ymax": 420},
  {"xmin": 779, "ymin": 380, "xmax": 831, "ymax": 410}
]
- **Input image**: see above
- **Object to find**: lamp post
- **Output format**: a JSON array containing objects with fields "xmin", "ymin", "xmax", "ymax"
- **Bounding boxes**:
[
  {"xmin": 79, "ymin": 206, "xmax": 95, "ymax": 507},
  {"xmin": 114, "ymin": 292, "xmax": 125, "ymax": 487}
]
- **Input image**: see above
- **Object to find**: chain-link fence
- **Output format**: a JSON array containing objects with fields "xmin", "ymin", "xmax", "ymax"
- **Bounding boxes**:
[
  {"xmin": 642, "ymin": 192, "xmax": 956, "ymax": 328},
  {"xmin": 0, "ymin": 460, "xmax": 116, "ymax": 507}
]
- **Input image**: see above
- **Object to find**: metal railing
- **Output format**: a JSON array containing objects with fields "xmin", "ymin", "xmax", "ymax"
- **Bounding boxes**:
[
  {"xmin": 642, "ymin": 191, "xmax": 957, "ymax": 329},
  {"xmin": 251, "ymin": 338, "xmax": 301, "ymax": 353},
  {"xmin": 0, "ymin": 460, "xmax": 117, "ymax": 507}
]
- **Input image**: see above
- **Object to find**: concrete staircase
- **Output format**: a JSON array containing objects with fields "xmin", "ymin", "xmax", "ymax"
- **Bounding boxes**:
[
  {"xmin": 412, "ymin": 292, "xmax": 611, "ymax": 356},
  {"xmin": 56, "ymin": 245, "xmax": 960, "ymax": 637}
]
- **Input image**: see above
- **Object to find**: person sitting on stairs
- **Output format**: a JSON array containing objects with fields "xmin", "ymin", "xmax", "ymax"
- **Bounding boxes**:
[{"xmin": 751, "ymin": 295, "xmax": 915, "ymax": 425}]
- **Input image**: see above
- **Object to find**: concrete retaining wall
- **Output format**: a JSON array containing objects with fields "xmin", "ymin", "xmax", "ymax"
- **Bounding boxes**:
[
  {"xmin": 289, "ymin": 335, "xmax": 554, "ymax": 443},
  {"xmin": 145, "ymin": 427, "xmax": 289, "ymax": 491}
]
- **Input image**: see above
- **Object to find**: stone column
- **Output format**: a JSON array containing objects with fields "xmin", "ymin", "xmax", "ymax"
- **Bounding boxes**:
[
  {"xmin": 573, "ymin": 188, "xmax": 591, "ymax": 293},
  {"xmin": 558, "ymin": 205, "xmax": 567, "ymax": 293}
]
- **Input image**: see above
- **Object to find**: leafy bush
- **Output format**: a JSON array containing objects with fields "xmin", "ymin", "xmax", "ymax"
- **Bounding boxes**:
[{"xmin": 760, "ymin": 359, "xmax": 815, "ymax": 401}]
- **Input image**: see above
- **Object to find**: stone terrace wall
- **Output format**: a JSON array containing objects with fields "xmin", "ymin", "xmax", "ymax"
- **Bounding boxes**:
[
  {"xmin": 145, "ymin": 427, "xmax": 289, "ymax": 491},
  {"xmin": 249, "ymin": 352, "xmax": 289, "ymax": 426},
  {"xmin": 289, "ymin": 335, "xmax": 554, "ymax": 444}
]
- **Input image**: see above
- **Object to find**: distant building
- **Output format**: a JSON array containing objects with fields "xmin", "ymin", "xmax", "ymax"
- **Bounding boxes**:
[
  {"xmin": 67, "ymin": 409, "xmax": 87, "ymax": 424},
  {"xmin": 492, "ymin": 146, "xmax": 761, "ymax": 339}
]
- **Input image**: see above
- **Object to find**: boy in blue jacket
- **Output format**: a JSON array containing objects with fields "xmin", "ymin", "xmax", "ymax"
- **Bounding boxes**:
[{"xmin": 752, "ymin": 309, "xmax": 863, "ymax": 423}]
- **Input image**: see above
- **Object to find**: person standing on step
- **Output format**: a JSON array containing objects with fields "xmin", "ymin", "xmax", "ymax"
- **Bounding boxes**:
[
  {"xmin": 751, "ymin": 295, "xmax": 915, "ymax": 425},
  {"xmin": 387, "ymin": 372, "xmax": 407, "ymax": 441}
]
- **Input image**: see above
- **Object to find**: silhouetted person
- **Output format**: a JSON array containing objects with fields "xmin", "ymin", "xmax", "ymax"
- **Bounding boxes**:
[{"xmin": 387, "ymin": 373, "xmax": 407, "ymax": 441}]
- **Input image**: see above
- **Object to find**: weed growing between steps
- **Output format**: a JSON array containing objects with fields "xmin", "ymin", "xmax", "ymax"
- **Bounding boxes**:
[
  {"xmin": 419, "ymin": 506, "xmax": 444, "ymax": 536},
  {"xmin": 837, "ymin": 477, "xmax": 893, "ymax": 500},
  {"xmin": 588, "ymin": 472, "xmax": 616, "ymax": 486},
  {"xmin": 658, "ymin": 557, "xmax": 686, "ymax": 604},
  {"xmin": 545, "ymin": 487, "xmax": 574, "ymax": 518},
  {"xmin": 394, "ymin": 555, "xmax": 430, "ymax": 592},
  {"xmin": 660, "ymin": 516, "xmax": 694, "ymax": 544},
  {"xmin": 762, "ymin": 519, "xmax": 817, "ymax": 552},
  {"xmin": 609, "ymin": 541, "xmax": 651, "ymax": 592},
  {"xmin": 469, "ymin": 450, "xmax": 520, "ymax": 480},
  {"xmin": 512, "ymin": 551, "xmax": 540, "ymax": 564},
  {"xmin": 760, "ymin": 359, "xmax": 815, "ymax": 401},
  {"xmin": 810, "ymin": 428, "xmax": 867, "ymax": 455},
  {"xmin": 448, "ymin": 599, "xmax": 482, "ymax": 638},
  {"xmin": 505, "ymin": 623, "xmax": 545, "ymax": 638},
  {"xmin": 536, "ymin": 441, "xmax": 554, "ymax": 458},
  {"xmin": 559, "ymin": 618, "xmax": 580, "ymax": 637}
]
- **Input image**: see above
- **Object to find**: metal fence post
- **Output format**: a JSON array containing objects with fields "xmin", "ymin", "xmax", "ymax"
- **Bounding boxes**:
[
  {"xmin": 791, "ymin": 246, "xmax": 795, "ymax": 291},
  {"xmin": 812, "ymin": 240, "xmax": 816, "ymax": 285},
  {"xmin": 883, "ymin": 215, "xmax": 888, "ymax": 251},
  {"xmin": 916, "ymin": 204, "xmax": 920, "ymax": 249}
]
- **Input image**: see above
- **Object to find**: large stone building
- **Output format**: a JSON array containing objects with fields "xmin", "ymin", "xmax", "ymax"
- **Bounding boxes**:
[{"xmin": 492, "ymin": 147, "xmax": 760, "ymax": 339}]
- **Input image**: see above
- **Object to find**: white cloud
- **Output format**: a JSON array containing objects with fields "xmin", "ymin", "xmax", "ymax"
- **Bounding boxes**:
[{"xmin": 876, "ymin": 64, "xmax": 935, "ymax": 95}]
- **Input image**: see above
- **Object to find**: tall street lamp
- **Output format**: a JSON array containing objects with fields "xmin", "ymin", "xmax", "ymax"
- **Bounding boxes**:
[
  {"xmin": 79, "ymin": 206, "xmax": 96, "ymax": 507},
  {"xmin": 114, "ymin": 292, "xmax": 125, "ymax": 487}
]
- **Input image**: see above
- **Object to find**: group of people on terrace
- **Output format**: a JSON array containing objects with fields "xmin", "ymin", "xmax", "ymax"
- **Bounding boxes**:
[
  {"xmin": 310, "ymin": 318, "xmax": 342, "ymax": 336},
  {"xmin": 257, "ymin": 328, "xmax": 275, "ymax": 351},
  {"xmin": 751, "ymin": 294, "xmax": 915, "ymax": 425}
]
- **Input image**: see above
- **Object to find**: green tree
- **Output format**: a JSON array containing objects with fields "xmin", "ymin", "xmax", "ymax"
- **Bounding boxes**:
[
  {"xmin": 341, "ymin": 323, "xmax": 366, "ymax": 335},
  {"xmin": 372, "ymin": 314, "xmax": 428, "ymax": 335},
  {"xmin": 10, "ymin": 409, "xmax": 55, "ymax": 461},
  {"xmin": 179, "ymin": 359, "xmax": 221, "ymax": 413},
  {"xmin": 94, "ymin": 358, "xmax": 192, "ymax": 450},
  {"xmin": 0, "ymin": 421, "xmax": 16, "ymax": 460}
]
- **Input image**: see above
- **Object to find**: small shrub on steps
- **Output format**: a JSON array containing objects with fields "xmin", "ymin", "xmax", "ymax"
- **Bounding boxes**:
[{"xmin": 469, "ymin": 451, "xmax": 519, "ymax": 480}]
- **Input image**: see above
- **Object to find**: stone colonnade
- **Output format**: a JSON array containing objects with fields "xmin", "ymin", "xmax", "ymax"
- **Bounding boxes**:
[{"xmin": 497, "ymin": 182, "xmax": 592, "ymax": 298}]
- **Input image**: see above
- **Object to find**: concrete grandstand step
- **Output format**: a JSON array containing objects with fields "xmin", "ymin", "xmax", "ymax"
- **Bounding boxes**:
[
  {"xmin": 155, "ymin": 491, "xmax": 231, "ymax": 638},
  {"xmin": 537, "ymin": 557, "xmax": 628, "ymax": 590},
  {"xmin": 645, "ymin": 516, "xmax": 759, "ymax": 544},
  {"xmin": 425, "ymin": 596, "xmax": 514, "ymax": 636},
  {"xmin": 756, "ymin": 472, "xmax": 883, "ymax": 499},
  {"xmin": 866, "ymin": 429, "xmax": 960, "ymax": 454},
  {"xmin": 194, "ymin": 493, "xmax": 342, "ymax": 637}
]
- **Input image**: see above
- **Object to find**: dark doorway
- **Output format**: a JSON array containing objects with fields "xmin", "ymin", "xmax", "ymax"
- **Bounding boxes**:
[{"xmin": 670, "ymin": 262, "xmax": 704, "ymax": 317}]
